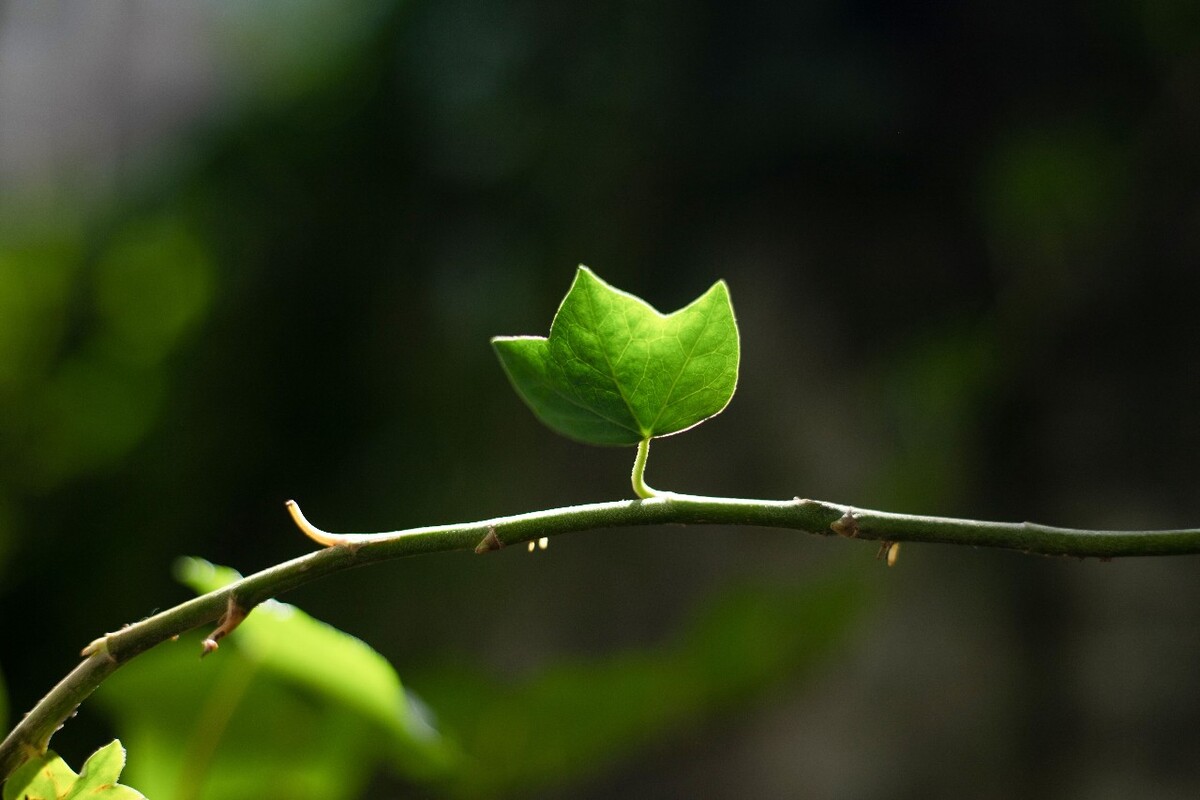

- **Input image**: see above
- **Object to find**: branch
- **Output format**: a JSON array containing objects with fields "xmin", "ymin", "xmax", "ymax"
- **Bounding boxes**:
[{"xmin": 4, "ymin": 493, "xmax": 1200, "ymax": 781}]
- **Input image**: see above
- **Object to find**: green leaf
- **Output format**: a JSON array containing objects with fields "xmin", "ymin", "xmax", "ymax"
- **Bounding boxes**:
[
  {"xmin": 92, "ymin": 556, "xmax": 458, "ymax": 800},
  {"xmin": 96, "ymin": 646, "xmax": 383, "ymax": 800},
  {"xmin": 493, "ymin": 267, "xmax": 739, "ymax": 446},
  {"xmin": 67, "ymin": 741, "xmax": 146, "ymax": 799},
  {"xmin": 3, "ymin": 741, "xmax": 146, "ymax": 800},
  {"xmin": 3, "ymin": 751, "xmax": 77, "ymax": 800},
  {"xmin": 94, "ymin": 560, "xmax": 457, "ymax": 800},
  {"xmin": 174, "ymin": 558, "xmax": 451, "ymax": 772}
]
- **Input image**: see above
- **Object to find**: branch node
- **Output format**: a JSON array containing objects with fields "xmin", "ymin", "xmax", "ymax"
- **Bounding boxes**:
[
  {"xmin": 201, "ymin": 594, "xmax": 251, "ymax": 658},
  {"xmin": 79, "ymin": 636, "xmax": 118, "ymax": 664},
  {"xmin": 831, "ymin": 509, "xmax": 859, "ymax": 538},
  {"xmin": 474, "ymin": 526, "xmax": 503, "ymax": 554}
]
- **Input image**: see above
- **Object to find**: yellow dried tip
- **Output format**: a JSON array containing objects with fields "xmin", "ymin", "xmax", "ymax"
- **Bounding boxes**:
[{"xmin": 287, "ymin": 500, "xmax": 354, "ymax": 547}]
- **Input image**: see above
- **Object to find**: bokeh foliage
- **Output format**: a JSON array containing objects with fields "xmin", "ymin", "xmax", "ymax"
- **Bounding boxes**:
[{"xmin": 1, "ymin": 0, "xmax": 1199, "ymax": 797}]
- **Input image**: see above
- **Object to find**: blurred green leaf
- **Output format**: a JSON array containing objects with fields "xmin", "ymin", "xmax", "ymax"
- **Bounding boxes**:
[
  {"xmin": 98, "ymin": 645, "xmax": 379, "ymax": 800},
  {"xmin": 32, "ymin": 359, "xmax": 164, "ymax": 485},
  {"xmin": 3, "ymin": 741, "xmax": 146, "ymax": 800},
  {"xmin": 493, "ymin": 267, "xmax": 739, "ymax": 446},
  {"xmin": 0, "ymin": 244, "xmax": 77, "ymax": 392},
  {"xmin": 872, "ymin": 319, "xmax": 1001, "ymax": 509},
  {"xmin": 416, "ymin": 573, "xmax": 868, "ymax": 798},
  {"xmin": 980, "ymin": 125, "xmax": 1125, "ymax": 276},
  {"xmin": 93, "ymin": 217, "xmax": 214, "ymax": 368},
  {"xmin": 94, "ymin": 560, "xmax": 455, "ymax": 800},
  {"xmin": 176, "ymin": 558, "xmax": 444, "ymax": 758}
]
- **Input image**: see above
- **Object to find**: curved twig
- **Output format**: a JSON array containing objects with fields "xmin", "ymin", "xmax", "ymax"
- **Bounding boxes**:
[{"xmin": 4, "ymin": 493, "xmax": 1200, "ymax": 782}]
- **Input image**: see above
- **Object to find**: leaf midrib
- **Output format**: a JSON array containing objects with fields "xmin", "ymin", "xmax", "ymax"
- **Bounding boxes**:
[{"xmin": 582, "ymin": 282, "xmax": 647, "ymax": 437}]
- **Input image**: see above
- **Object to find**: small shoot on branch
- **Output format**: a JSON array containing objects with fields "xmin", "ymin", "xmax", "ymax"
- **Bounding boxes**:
[{"xmin": 492, "ymin": 266, "xmax": 740, "ymax": 497}]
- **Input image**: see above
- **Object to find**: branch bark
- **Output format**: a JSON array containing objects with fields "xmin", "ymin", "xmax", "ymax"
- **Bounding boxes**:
[{"xmin": 4, "ymin": 493, "xmax": 1200, "ymax": 781}]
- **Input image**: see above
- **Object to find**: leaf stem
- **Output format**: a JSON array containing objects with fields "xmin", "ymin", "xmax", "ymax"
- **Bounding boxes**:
[
  {"xmin": 5, "ymin": 493, "xmax": 1200, "ymax": 782},
  {"xmin": 631, "ymin": 437, "xmax": 656, "ymax": 498}
]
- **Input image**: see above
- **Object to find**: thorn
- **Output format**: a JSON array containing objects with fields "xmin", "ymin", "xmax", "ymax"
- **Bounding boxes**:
[
  {"xmin": 201, "ymin": 594, "xmax": 250, "ymax": 658},
  {"xmin": 538, "ymin": 537, "xmax": 549, "ymax": 550},
  {"xmin": 887, "ymin": 541, "xmax": 900, "ymax": 567},
  {"xmin": 475, "ymin": 527, "xmax": 503, "ymax": 554},
  {"xmin": 831, "ymin": 509, "xmax": 859, "ymax": 538},
  {"xmin": 527, "ymin": 541, "xmax": 535, "ymax": 552}
]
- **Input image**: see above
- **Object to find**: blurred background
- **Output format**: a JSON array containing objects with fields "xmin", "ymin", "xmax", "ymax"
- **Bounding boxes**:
[{"xmin": 1, "ymin": 1, "xmax": 1199, "ymax": 797}]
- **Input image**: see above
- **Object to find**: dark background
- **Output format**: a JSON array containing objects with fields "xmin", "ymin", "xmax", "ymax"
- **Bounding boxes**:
[{"xmin": 1, "ymin": 1, "xmax": 1198, "ymax": 797}]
